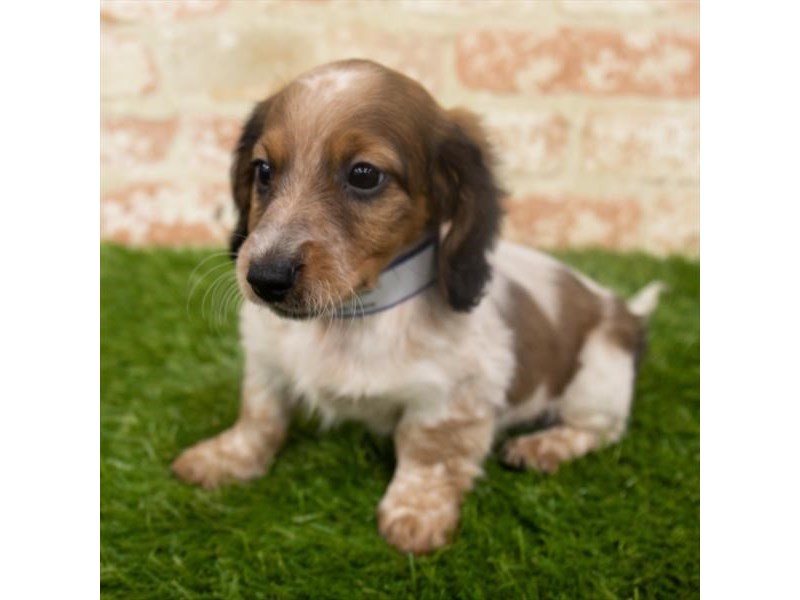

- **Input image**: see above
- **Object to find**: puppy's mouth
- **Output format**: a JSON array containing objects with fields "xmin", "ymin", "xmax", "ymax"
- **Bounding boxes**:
[
  {"xmin": 248, "ymin": 284, "xmax": 356, "ymax": 321},
  {"xmin": 267, "ymin": 302, "xmax": 322, "ymax": 321}
]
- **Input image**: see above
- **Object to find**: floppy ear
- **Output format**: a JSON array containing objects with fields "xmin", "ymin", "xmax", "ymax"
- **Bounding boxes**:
[
  {"xmin": 432, "ymin": 108, "xmax": 505, "ymax": 311},
  {"xmin": 229, "ymin": 100, "xmax": 268, "ymax": 259}
]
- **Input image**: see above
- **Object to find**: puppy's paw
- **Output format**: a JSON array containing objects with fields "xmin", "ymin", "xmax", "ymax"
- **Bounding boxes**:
[
  {"xmin": 377, "ymin": 491, "xmax": 460, "ymax": 554},
  {"xmin": 171, "ymin": 427, "xmax": 274, "ymax": 488},
  {"xmin": 502, "ymin": 433, "xmax": 562, "ymax": 473},
  {"xmin": 501, "ymin": 426, "xmax": 599, "ymax": 474}
]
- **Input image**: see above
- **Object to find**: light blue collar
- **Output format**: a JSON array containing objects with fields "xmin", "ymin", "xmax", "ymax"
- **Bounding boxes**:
[{"xmin": 333, "ymin": 235, "xmax": 437, "ymax": 318}]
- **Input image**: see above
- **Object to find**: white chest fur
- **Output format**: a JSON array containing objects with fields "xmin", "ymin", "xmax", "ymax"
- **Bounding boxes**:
[{"xmin": 239, "ymin": 288, "xmax": 514, "ymax": 433}]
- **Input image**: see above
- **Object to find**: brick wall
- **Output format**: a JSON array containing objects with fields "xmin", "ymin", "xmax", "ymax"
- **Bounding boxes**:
[{"xmin": 100, "ymin": 0, "xmax": 699, "ymax": 256}]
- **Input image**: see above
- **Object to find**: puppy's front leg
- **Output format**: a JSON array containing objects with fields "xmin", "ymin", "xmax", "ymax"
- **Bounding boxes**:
[
  {"xmin": 172, "ymin": 364, "xmax": 288, "ymax": 489},
  {"xmin": 378, "ymin": 400, "xmax": 494, "ymax": 554}
]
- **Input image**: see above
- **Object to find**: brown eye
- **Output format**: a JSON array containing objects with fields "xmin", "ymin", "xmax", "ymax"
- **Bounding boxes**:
[
  {"xmin": 348, "ymin": 162, "xmax": 384, "ymax": 191},
  {"xmin": 253, "ymin": 160, "xmax": 271, "ymax": 189}
]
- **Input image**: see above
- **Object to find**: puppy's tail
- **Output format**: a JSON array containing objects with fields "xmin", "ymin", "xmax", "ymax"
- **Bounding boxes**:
[{"xmin": 626, "ymin": 281, "xmax": 665, "ymax": 319}]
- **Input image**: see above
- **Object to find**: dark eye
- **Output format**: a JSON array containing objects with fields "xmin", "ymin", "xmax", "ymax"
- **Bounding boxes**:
[
  {"xmin": 253, "ymin": 160, "xmax": 271, "ymax": 189},
  {"xmin": 348, "ymin": 163, "xmax": 384, "ymax": 191}
]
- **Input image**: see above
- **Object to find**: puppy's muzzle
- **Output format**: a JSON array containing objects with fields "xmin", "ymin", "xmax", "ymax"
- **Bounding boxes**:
[{"xmin": 247, "ymin": 256, "xmax": 303, "ymax": 303}]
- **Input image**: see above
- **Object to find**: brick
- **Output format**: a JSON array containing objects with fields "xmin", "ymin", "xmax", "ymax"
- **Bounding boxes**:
[
  {"xmin": 146, "ymin": 222, "xmax": 218, "ymax": 245},
  {"xmin": 185, "ymin": 116, "xmax": 241, "ymax": 169},
  {"xmin": 97, "ymin": 0, "xmax": 700, "ymax": 255},
  {"xmin": 155, "ymin": 25, "xmax": 317, "ymax": 101},
  {"xmin": 101, "ymin": 32, "xmax": 157, "ymax": 98},
  {"xmin": 456, "ymin": 28, "xmax": 699, "ymax": 97},
  {"xmin": 100, "ymin": 0, "xmax": 228, "ymax": 23},
  {"xmin": 485, "ymin": 112, "xmax": 570, "ymax": 175},
  {"xmin": 391, "ymin": 0, "xmax": 548, "ymax": 14},
  {"xmin": 581, "ymin": 110, "xmax": 699, "ymax": 179},
  {"xmin": 559, "ymin": 0, "xmax": 698, "ymax": 17},
  {"xmin": 505, "ymin": 194, "xmax": 642, "ymax": 250},
  {"xmin": 101, "ymin": 182, "xmax": 233, "ymax": 246},
  {"xmin": 101, "ymin": 117, "xmax": 178, "ymax": 166},
  {"xmin": 638, "ymin": 192, "xmax": 699, "ymax": 255}
]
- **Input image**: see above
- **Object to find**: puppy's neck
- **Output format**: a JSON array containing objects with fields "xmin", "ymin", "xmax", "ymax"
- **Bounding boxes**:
[{"xmin": 332, "ymin": 235, "xmax": 438, "ymax": 319}]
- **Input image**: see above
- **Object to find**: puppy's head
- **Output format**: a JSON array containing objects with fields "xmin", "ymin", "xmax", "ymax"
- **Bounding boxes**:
[{"xmin": 230, "ymin": 60, "xmax": 503, "ymax": 318}]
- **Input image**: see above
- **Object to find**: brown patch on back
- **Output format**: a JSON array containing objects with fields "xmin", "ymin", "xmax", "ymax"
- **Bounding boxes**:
[
  {"xmin": 499, "ymin": 272, "xmax": 603, "ymax": 405},
  {"xmin": 500, "ymin": 281, "xmax": 559, "ymax": 404},
  {"xmin": 553, "ymin": 272, "xmax": 604, "ymax": 391}
]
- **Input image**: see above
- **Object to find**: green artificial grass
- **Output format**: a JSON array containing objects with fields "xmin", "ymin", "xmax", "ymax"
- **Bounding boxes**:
[{"xmin": 101, "ymin": 244, "xmax": 699, "ymax": 599}]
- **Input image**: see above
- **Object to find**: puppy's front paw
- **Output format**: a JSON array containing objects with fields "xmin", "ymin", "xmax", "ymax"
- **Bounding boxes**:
[
  {"xmin": 171, "ymin": 426, "xmax": 276, "ymax": 488},
  {"xmin": 377, "ymin": 490, "xmax": 460, "ymax": 554}
]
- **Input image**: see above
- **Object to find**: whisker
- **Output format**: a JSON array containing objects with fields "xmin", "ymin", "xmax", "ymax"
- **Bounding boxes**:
[
  {"xmin": 353, "ymin": 287, "xmax": 366, "ymax": 319},
  {"xmin": 315, "ymin": 283, "xmax": 326, "ymax": 321},
  {"xmin": 350, "ymin": 289, "xmax": 363, "ymax": 333},
  {"xmin": 213, "ymin": 276, "xmax": 234, "ymax": 326},
  {"xmin": 341, "ymin": 281, "xmax": 365, "ymax": 335},
  {"xmin": 213, "ymin": 276, "xmax": 240, "ymax": 330},
  {"xmin": 322, "ymin": 281, "xmax": 336, "ymax": 338},
  {"xmin": 201, "ymin": 271, "xmax": 236, "ymax": 322},
  {"xmin": 187, "ymin": 251, "xmax": 234, "ymax": 281},
  {"xmin": 186, "ymin": 260, "xmax": 235, "ymax": 316},
  {"xmin": 188, "ymin": 260, "xmax": 233, "ymax": 293},
  {"xmin": 216, "ymin": 278, "xmax": 242, "ymax": 329}
]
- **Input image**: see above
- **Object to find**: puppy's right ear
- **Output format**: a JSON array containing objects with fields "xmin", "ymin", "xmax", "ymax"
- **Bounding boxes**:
[{"xmin": 229, "ymin": 100, "xmax": 269, "ymax": 259}]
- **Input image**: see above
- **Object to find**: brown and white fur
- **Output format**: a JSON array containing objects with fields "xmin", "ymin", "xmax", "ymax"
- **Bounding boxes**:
[{"xmin": 172, "ymin": 60, "xmax": 663, "ymax": 554}]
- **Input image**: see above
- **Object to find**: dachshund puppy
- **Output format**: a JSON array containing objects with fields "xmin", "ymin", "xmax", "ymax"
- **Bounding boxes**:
[{"xmin": 172, "ymin": 59, "xmax": 662, "ymax": 554}]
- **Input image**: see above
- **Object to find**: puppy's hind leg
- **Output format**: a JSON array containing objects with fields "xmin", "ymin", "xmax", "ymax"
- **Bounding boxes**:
[
  {"xmin": 502, "ymin": 425, "xmax": 621, "ymax": 474},
  {"xmin": 502, "ymin": 326, "xmax": 637, "ymax": 473}
]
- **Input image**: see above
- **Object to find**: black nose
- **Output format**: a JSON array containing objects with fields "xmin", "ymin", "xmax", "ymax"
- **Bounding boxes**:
[{"xmin": 246, "ymin": 259, "xmax": 302, "ymax": 303}]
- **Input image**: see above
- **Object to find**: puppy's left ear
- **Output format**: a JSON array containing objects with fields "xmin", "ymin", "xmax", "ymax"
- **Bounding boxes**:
[
  {"xmin": 229, "ymin": 100, "xmax": 269, "ymax": 259},
  {"xmin": 433, "ymin": 109, "xmax": 505, "ymax": 311}
]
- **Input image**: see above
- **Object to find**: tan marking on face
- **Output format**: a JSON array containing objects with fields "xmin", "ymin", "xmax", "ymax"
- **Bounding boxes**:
[
  {"xmin": 327, "ymin": 130, "xmax": 403, "ymax": 176},
  {"xmin": 324, "ymin": 126, "xmax": 431, "ymax": 291},
  {"xmin": 251, "ymin": 129, "xmax": 288, "ymax": 170},
  {"xmin": 500, "ymin": 271, "xmax": 603, "ymax": 405}
]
